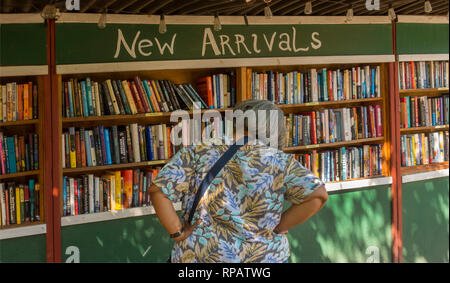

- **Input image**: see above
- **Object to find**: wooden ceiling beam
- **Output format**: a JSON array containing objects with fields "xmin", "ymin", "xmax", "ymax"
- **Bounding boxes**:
[
  {"xmin": 180, "ymin": 0, "xmax": 233, "ymax": 15},
  {"xmin": 229, "ymin": 0, "xmax": 264, "ymax": 15},
  {"xmin": 287, "ymin": 0, "xmax": 328, "ymax": 16},
  {"xmin": 249, "ymin": 0, "xmax": 284, "ymax": 16},
  {"xmin": 270, "ymin": 0, "xmax": 301, "ymax": 14},
  {"xmin": 309, "ymin": 1, "xmax": 344, "ymax": 15},
  {"xmin": 129, "ymin": 0, "xmax": 155, "ymax": 13},
  {"xmin": 22, "ymin": 0, "xmax": 34, "ymax": 13},
  {"xmin": 97, "ymin": 0, "xmax": 119, "ymax": 12},
  {"xmin": 408, "ymin": 1, "xmax": 450, "ymax": 15},
  {"xmin": 112, "ymin": 0, "xmax": 140, "ymax": 13},
  {"xmin": 143, "ymin": 0, "xmax": 174, "ymax": 14},
  {"xmin": 79, "ymin": 0, "xmax": 97, "ymax": 13},
  {"xmin": 193, "ymin": 1, "xmax": 248, "ymax": 15},
  {"xmin": 161, "ymin": 0, "xmax": 201, "ymax": 15},
  {"xmin": 2, "ymin": 0, "xmax": 13, "ymax": 13}
]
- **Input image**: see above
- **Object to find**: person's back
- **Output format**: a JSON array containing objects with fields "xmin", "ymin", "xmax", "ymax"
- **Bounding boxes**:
[
  {"xmin": 150, "ymin": 99, "xmax": 327, "ymax": 263},
  {"xmin": 152, "ymin": 137, "xmax": 324, "ymax": 263}
]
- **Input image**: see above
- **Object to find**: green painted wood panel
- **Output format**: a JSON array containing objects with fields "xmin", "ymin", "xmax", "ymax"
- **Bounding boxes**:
[
  {"xmin": 0, "ymin": 23, "xmax": 47, "ymax": 66},
  {"xmin": 55, "ymin": 23, "xmax": 393, "ymax": 65},
  {"xmin": 396, "ymin": 23, "xmax": 449, "ymax": 55},
  {"xmin": 287, "ymin": 186, "xmax": 392, "ymax": 263},
  {"xmin": 60, "ymin": 186, "xmax": 391, "ymax": 263},
  {"xmin": 402, "ymin": 177, "xmax": 449, "ymax": 263},
  {"xmin": 0, "ymin": 234, "xmax": 46, "ymax": 262}
]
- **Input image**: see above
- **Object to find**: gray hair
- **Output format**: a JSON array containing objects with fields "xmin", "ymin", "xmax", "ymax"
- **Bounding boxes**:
[{"xmin": 232, "ymin": 99, "xmax": 286, "ymax": 149}]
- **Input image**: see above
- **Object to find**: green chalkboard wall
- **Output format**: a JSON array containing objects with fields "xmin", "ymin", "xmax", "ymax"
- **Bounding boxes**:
[
  {"xmin": 396, "ymin": 23, "xmax": 449, "ymax": 55},
  {"xmin": 0, "ymin": 234, "xmax": 46, "ymax": 262},
  {"xmin": 0, "ymin": 23, "xmax": 47, "ymax": 66},
  {"xmin": 402, "ymin": 177, "xmax": 449, "ymax": 263},
  {"xmin": 60, "ymin": 185, "xmax": 391, "ymax": 263},
  {"xmin": 55, "ymin": 23, "xmax": 393, "ymax": 65}
]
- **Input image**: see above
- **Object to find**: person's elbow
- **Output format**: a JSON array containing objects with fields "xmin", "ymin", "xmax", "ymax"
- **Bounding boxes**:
[
  {"xmin": 309, "ymin": 185, "xmax": 328, "ymax": 207},
  {"xmin": 318, "ymin": 185, "xmax": 328, "ymax": 204}
]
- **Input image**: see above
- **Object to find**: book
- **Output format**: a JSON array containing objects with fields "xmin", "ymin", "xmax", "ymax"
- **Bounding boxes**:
[{"xmin": 0, "ymin": 82, "xmax": 36, "ymax": 122}]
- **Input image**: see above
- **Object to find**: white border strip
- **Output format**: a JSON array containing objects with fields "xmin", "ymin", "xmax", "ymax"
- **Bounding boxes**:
[
  {"xmin": 61, "ymin": 202, "xmax": 182, "ymax": 227},
  {"xmin": 402, "ymin": 169, "xmax": 449, "ymax": 183},
  {"xmin": 0, "ymin": 65, "xmax": 48, "ymax": 77},
  {"xmin": 326, "ymin": 177, "xmax": 393, "ymax": 192},
  {"xmin": 57, "ymin": 13, "xmax": 391, "ymax": 25},
  {"xmin": 398, "ymin": 54, "xmax": 449, "ymax": 62},
  {"xmin": 397, "ymin": 15, "xmax": 449, "ymax": 24},
  {"xmin": 0, "ymin": 224, "xmax": 46, "ymax": 240},
  {"xmin": 56, "ymin": 55, "xmax": 395, "ymax": 74},
  {"xmin": 0, "ymin": 13, "xmax": 44, "ymax": 24}
]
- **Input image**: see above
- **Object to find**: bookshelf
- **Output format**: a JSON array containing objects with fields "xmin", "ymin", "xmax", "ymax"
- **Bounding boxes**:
[
  {"xmin": 0, "ymin": 75, "xmax": 46, "ymax": 230},
  {"xmin": 245, "ymin": 63, "xmax": 392, "ymax": 182},
  {"xmin": 55, "ymin": 66, "xmax": 246, "ymax": 220},
  {"xmin": 53, "ymin": 62, "xmax": 394, "ymax": 224},
  {"xmin": 397, "ymin": 59, "xmax": 449, "ymax": 176}
]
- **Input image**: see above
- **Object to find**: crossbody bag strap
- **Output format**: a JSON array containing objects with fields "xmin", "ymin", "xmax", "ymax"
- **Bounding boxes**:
[{"xmin": 187, "ymin": 136, "xmax": 248, "ymax": 224}]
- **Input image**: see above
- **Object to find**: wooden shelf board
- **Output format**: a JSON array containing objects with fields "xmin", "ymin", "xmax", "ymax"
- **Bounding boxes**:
[
  {"xmin": 325, "ymin": 175, "xmax": 392, "ymax": 192},
  {"xmin": 283, "ymin": 137, "xmax": 384, "ymax": 152},
  {"xmin": 61, "ymin": 202, "xmax": 182, "ymax": 227},
  {"xmin": 399, "ymin": 88, "xmax": 449, "ymax": 97},
  {"xmin": 63, "ymin": 160, "xmax": 168, "ymax": 175},
  {"xmin": 400, "ymin": 125, "xmax": 449, "ymax": 135},
  {"xmin": 0, "ymin": 170, "xmax": 40, "ymax": 180},
  {"xmin": 402, "ymin": 168, "xmax": 449, "ymax": 184},
  {"xmin": 61, "ymin": 108, "xmax": 233, "ymax": 127},
  {"xmin": 400, "ymin": 162, "xmax": 449, "ymax": 176},
  {"xmin": 0, "ymin": 119, "xmax": 39, "ymax": 128},
  {"xmin": 278, "ymin": 97, "xmax": 383, "ymax": 113},
  {"xmin": 0, "ymin": 222, "xmax": 46, "ymax": 240}
]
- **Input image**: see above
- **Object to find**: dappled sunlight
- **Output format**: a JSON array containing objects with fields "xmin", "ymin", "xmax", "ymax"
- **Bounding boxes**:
[
  {"xmin": 403, "ymin": 178, "xmax": 449, "ymax": 263},
  {"xmin": 61, "ymin": 214, "xmax": 173, "ymax": 262},
  {"xmin": 287, "ymin": 185, "xmax": 391, "ymax": 263}
]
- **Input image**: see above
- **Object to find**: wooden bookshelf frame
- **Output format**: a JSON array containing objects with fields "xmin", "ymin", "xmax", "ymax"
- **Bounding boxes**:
[
  {"xmin": 397, "ymin": 83, "xmax": 449, "ymax": 175},
  {"xmin": 53, "ymin": 61, "xmax": 394, "ymax": 224},
  {"xmin": 245, "ymin": 63, "xmax": 392, "ymax": 179},
  {"xmin": 55, "ymin": 65, "xmax": 248, "ymax": 218},
  {"xmin": 0, "ymin": 75, "xmax": 46, "ymax": 231}
]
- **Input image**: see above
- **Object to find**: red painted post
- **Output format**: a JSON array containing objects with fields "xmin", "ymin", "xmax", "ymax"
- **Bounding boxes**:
[
  {"xmin": 49, "ymin": 18, "xmax": 62, "ymax": 263},
  {"xmin": 44, "ymin": 19, "xmax": 54, "ymax": 263},
  {"xmin": 390, "ymin": 19, "xmax": 403, "ymax": 263}
]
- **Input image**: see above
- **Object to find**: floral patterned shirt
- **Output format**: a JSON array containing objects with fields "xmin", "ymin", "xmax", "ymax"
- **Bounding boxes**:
[{"xmin": 152, "ymin": 138, "xmax": 324, "ymax": 263}]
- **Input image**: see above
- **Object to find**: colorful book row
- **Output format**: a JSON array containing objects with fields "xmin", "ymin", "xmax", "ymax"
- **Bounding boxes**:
[
  {"xmin": 401, "ymin": 131, "xmax": 449, "ymax": 167},
  {"xmin": 0, "ymin": 82, "xmax": 38, "ymax": 123},
  {"xmin": 284, "ymin": 105, "xmax": 383, "ymax": 147},
  {"xmin": 0, "ymin": 180, "xmax": 40, "ymax": 227},
  {"xmin": 195, "ymin": 72, "xmax": 236, "ymax": 109},
  {"xmin": 294, "ymin": 144, "xmax": 383, "ymax": 183},
  {"xmin": 62, "ymin": 124, "xmax": 174, "ymax": 169},
  {"xmin": 62, "ymin": 169, "xmax": 159, "ymax": 217},
  {"xmin": 400, "ymin": 95, "xmax": 449, "ymax": 128},
  {"xmin": 251, "ymin": 65, "xmax": 381, "ymax": 104},
  {"xmin": 61, "ymin": 76, "xmax": 220, "ymax": 118},
  {"xmin": 0, "ymin": 132, "xmax": 39, "ymax": 175},
  {"xmin": 399, "ymin": 61, "xmax": 449, "ymax": 90}
]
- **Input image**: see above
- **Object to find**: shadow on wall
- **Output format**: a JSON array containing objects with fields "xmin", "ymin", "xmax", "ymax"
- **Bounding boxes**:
[
  {"xmin": 62, "ymin": 215, "xmax": 173, "ymax": 263},
  {"xmin": 402, "ymin": 177, "xmax": 449, "ymax": 263},
  {"xmin": 287, "ymin": 186, "xmax": 392, "ymax": 263},
  {"xmin": 61, "ymin": 186, "xmax": 393, "ymax": 263}
]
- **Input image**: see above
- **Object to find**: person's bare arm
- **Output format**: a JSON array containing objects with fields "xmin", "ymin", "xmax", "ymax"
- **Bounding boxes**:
[
  {"xmin": 149, "ymin": 184, "xmax": 200, "ymax": 242},
  {"xmin": 274, "ymin": 185, "xmax": 328, "ymax": 234}
]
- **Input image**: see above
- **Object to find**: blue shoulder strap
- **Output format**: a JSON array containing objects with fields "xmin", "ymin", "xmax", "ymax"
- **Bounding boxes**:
[{"xmin": 188, "ymin": 136, "xmax": 249, "ymax": 224}]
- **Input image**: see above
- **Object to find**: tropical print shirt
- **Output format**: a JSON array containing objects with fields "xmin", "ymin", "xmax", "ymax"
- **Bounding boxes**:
[{"xmin": 152, "ymin": 137, "xmax": 324, "ymax": 263}]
